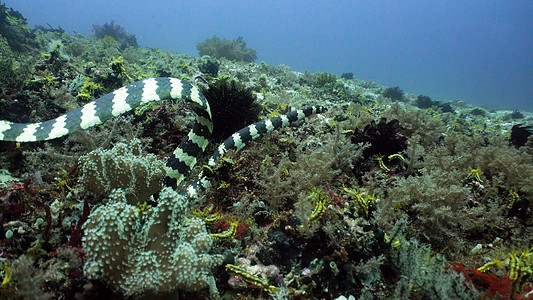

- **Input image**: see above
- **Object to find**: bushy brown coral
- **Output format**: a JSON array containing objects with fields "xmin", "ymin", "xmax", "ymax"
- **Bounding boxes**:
[
  {"xmin": 197, "ymin": 35, "xmax": 257, "ymax": 62},
  {"xmin": 92, "ymin": 20, "xmax": 138, "ymax": 48}
]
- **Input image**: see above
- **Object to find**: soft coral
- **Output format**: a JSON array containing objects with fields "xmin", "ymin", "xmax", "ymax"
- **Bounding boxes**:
[{"xmin": 451, "ymin": 263, "xmax": 527, "ymax": 300}]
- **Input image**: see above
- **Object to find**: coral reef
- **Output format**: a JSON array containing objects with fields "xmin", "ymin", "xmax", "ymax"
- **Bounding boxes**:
[{"xmin": 0, "ymin": 4, "xmax": 532, "ymax": 299}]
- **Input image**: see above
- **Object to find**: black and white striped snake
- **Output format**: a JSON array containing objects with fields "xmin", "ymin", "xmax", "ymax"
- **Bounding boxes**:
[{"xmin": 0, "ymin": 77, "xmax": 326, "ymax": 196}]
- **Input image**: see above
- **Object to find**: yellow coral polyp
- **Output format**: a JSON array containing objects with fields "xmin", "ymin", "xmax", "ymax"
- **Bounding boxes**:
[
  {"xmin": 477, "ymin": 247, "xmax": 533, "ymax": 291},
  {"xmin": 388, "ymin": 153, "xmax": 405, "ymax": 162},
  {"xmin": 44, "ymin": 74, "xmax": 55, "ymax": 84},
  {"xmin": 342, "ymin": 187, "xmax": 375, "ymax": 217},
  {"xmin": 192, "ymin": 206, "xmax": 221, "ymax": 223},
  {"xmin": 110, "ymin": 56, "xmax": 132, "ymax": 81},
  {"xmin": 477, "ymin": 260, "xmax": 501, "ymax": 272},
  {"xmin": 54, "ymin": 168, "xmax": 73, "ymax": 192},
  {"xmin": 508, "ymin": 249, "xmax": 532, "ymax": 290},
  {"xmin": 217, "ymin": 181, "xmax": 230, "ymax": 190},
  {"xmin": 391, "ymin": 239, "xmax": 401, "ymax": 248},
  {"xmin": 356, "ymin": 193, "xmax": 375, "ymax": 217},
  {"xmin": 507, "ymin": 188, "xmax": 521, "ymax": 209},
  {"xmin": 57, "ymin": 179, "xmax": 71, "ymax": 192},
  {"xmin": 77, "ymin": 80, "xmax": 103, "ymax": 101}
]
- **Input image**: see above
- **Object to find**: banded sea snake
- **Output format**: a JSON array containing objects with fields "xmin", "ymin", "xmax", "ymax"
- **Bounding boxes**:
[{"xmin": 0, "ymin": 77, "xmax": 327, "ymax": 197}]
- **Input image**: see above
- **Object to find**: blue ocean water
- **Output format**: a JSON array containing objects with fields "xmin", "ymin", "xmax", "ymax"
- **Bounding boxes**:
[{"xmin": 4, "ymin": 0, "xmax": 533, "ymax": 111}]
